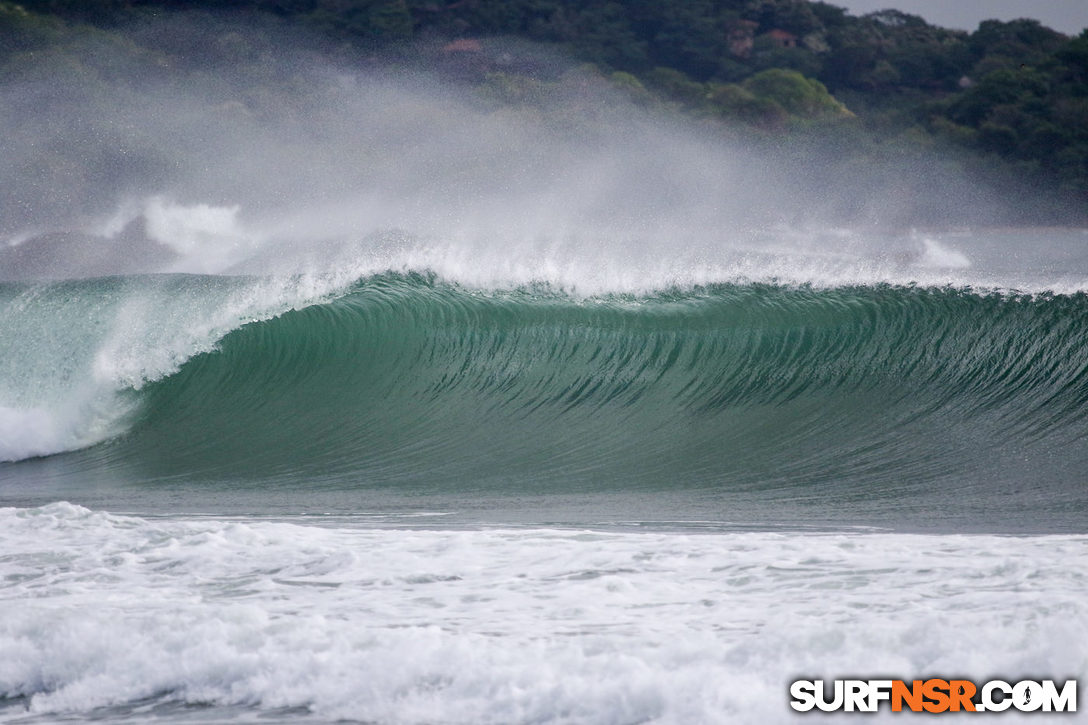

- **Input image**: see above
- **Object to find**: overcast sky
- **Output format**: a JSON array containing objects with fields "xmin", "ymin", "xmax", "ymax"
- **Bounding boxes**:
[{"xmin": 831, "ymin": 0, "xmax": 1088, "ymax": 35}]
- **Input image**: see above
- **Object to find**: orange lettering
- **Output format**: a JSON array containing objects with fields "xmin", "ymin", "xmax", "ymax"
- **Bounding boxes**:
[
  {"xmin": 922, "ymin": 679, "xmax": 951, "ymax": 713},
  {"xmin": 892, "ymin": 680, "xmax": 924, "ymax": 712},
  {"xmin": 949, "ymin": 680, "xmax": 977, "ymax": 712}
]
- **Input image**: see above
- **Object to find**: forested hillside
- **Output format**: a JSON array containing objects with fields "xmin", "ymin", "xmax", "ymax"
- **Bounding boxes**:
[{"xmin": 3, "ymin": 0, "xmax": 1086, "ymax": 220}]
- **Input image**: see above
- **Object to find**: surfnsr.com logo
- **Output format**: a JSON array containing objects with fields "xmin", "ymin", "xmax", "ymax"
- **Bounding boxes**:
[{"xmin": 790, "ymin": 679, "xmax": 1077, "ymax": 713}]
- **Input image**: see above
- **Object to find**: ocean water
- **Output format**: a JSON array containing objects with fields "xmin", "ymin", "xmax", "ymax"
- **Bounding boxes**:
[{"xmin": 2, "ymin": 220, "xmax": 1088, "ymax": 723}]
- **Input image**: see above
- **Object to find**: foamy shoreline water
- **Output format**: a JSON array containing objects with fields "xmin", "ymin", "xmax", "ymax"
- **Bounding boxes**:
[{"xmin": 1, "ymin": 503, "xmax": 1084, "ymax": 724}]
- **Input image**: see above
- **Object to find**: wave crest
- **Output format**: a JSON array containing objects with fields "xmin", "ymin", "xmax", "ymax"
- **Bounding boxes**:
[{"xmin": 29, "ymin": 275, "xmax": 1082, "ymax": 494}]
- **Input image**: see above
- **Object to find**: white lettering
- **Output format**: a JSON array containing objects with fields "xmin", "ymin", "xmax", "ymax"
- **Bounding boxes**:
[
  {"xmin": 815, "ymin": 680, "xmax": 844, "ymax": 712},
  {"xmin": 789, "ymin": 680, "xmax": 817, "ymax": 712},
  {"xmin": 867, "ymin": 680, "xmax": 893, "ymax": 712},
  {"xmin": 1041, "ymin": 680, "xmax": 1077, "ymax": 712},
  {"xmin": 982, "ymin": 680, "xmax": 1013, "ymax": 712}
]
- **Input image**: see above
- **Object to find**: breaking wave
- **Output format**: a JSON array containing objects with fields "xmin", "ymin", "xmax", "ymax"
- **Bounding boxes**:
[{"xmin": 4, "ymin": 273, "xmax": 1087, "ymax": 501}]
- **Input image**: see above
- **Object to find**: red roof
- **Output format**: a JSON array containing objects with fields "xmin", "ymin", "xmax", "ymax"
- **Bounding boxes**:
[{"xmin": 767, "ymin": 29, "xmax": 797, "ymax": 40}]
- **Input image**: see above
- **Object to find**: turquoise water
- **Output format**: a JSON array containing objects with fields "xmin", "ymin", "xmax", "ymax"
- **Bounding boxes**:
[{"xmin": 3, "ymin": 273, "xmax": 1087, "ymax": 531}]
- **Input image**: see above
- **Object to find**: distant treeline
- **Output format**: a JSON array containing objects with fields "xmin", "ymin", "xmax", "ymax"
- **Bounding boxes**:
[{"xmin": 3, "ymin": 0, "xmax": 1087, "ymax": 217}]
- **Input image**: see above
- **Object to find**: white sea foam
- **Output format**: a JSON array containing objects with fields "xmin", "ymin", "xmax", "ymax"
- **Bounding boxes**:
[
  {"xmin": 919, "ymin": 236, "xmax": 972, "ymax": 269},
  {"xmin": 0, "ymin": 398, "xmax": 133, "ymax": 463},
  {"xmin": 0, "ymin": 503, "xmax": 1084, "ymax": 723},
  {"xmin": 0, "ymin": 406, "xmax": 78, "ymax": 462},
  {"xmin": 0, "ymin": 273, "xmax": 354, "ymax": 461},
  {"xmin": 140, "ymin": 197, "xmax": 259, "ymax": 273}
]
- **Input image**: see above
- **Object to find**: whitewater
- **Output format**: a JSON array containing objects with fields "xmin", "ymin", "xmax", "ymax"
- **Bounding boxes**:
[
  {"xmin": 3, "ymin": 225, "xmax": 1086, "ymax": 724},
  {"xmin": 2, "ymin": 503, "xmax": 1085, "ymax": 724},
  {"xmin": 2, "ymin": 29, "xmax": 1087, "ymax": 724}
]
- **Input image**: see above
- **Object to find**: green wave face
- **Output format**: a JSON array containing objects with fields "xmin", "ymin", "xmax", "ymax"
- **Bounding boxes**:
[
  {"xmin": 4, "ymin": 273, "xmax": 1088, "ymax": 528},
  {"xmin": 63, "ymin": 275, "xmax": 1083, "ymax": 503}
]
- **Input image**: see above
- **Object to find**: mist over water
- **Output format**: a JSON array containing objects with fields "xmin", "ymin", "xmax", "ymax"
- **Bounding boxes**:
[{"xmin": 3, "ymin": 15, "xmax": 1077, "ymax": 291}]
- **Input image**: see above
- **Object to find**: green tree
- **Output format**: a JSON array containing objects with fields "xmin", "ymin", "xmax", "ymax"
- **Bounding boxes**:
[
  {"xmin": 643, "ymin": 66, "xmax": 706, "ymax": 107},
  {"xmin": 743, "ymin": 67, "xmax": 850, "ymax": 119},
  {"xmin": 707, "ymin": 82, "xmax": 788, "ymax": 129}
]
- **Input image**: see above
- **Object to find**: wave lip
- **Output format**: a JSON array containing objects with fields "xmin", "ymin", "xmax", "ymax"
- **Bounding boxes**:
[{"xmin": 0, "ymin": 272, "xmax": 356, "ymax": 461}]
